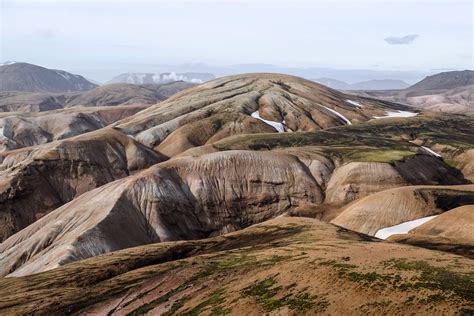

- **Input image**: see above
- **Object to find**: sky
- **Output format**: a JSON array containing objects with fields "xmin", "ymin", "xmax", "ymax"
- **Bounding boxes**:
[{"xmin": 0, "ymin": 0, "xmax": 472, "ymax": 82}]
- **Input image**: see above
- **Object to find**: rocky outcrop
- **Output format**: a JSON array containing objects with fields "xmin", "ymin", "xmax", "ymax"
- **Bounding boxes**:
[
  {"xmin": 331, "ymin": 185, "xmax": 474, "ymax": 236},
  {"xmin": 0, "ymin": 128, "xmax": 165, "ymax": 241}
]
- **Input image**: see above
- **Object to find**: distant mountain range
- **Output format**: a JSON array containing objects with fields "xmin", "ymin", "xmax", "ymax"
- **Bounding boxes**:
[
  {"xmin": 0, "ymin": 62, "xmax": 97, "ymax": 93},
  {"xmin": 108, "ymin": 72, "xmax": 215, "ymax": 85},
  {"xmin": 408, "ymin": 69, "xmax": 473, "ymax": 91},
  {"xmin": 353, "ymin": 70, "xmax": 474, "ymax": 114},
  {"xmin": 0, "ymin": 81, "xmax": 194, "ymax": 112},
  {"xmin": 312, "ymin": 78, "xmax": 410, "ymax": 90}
]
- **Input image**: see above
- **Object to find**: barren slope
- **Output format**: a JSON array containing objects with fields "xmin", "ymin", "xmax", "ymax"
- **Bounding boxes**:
[
  {"xmin": 114, "ymin": 73, "xmax": 416, "ymax": 156},
  {"xmin": 331, "ymin": 185, "xmax": 474, "ymax": 236},
  {"xmin": 0, "ymin": 146, "xmax": 467, "ymax": 277},
  {"xmin": 0, "ymin": 81, "xmax": 193, "ymax": 112},
  {"xmin": 0, "ymin": 150, "xmax": 323, "ymax": 276},
  {"xmin": 0, "ymin": 128, "xmax": 165, "ymax": 241},
  {"xmin": 0, "ymin": 105, "xmax": 147, "ymax": 152},
  {"xmin": 389, "ymin": 205, "xmax": 474, "ymax": 258},
  {"xmin": 0, "ymin": 217, "xmax": 472, "ymax": 315}
]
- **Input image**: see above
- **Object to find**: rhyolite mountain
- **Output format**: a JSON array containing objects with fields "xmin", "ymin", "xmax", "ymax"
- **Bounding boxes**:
[
  {"xmin": 0, "ymin": 73, "xmax": 472, "ymax": 315},
  {"xmin": 0, "ymin": 62, "xmax": 97, "ymax": 93}
]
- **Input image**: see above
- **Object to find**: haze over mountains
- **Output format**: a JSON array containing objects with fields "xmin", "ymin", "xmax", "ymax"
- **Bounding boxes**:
[
  {"xmin": 313, "ymin": 78, "xmax": 410, "ymax": 90},
  {"xmin": 0, "ymin": 62, "xmax": 473, "ymax": 314},
  {"xmin": 356, "ymin": 70, "xmax": 474, "ymax": 114},
  {"xmin": 108, "ymin": 72, "xmax": 215, "ymax": 85}
]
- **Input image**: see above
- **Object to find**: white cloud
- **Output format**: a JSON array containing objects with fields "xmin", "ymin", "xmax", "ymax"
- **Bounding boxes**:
[{"xmin": 384, "ymin": 34, "xmax": 419, "ymax": 45}]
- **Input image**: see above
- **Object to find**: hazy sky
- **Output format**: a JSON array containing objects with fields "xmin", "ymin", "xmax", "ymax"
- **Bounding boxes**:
[{"xmin": 1, "ymin": 0, "xmax": 472, "ymax": 81}]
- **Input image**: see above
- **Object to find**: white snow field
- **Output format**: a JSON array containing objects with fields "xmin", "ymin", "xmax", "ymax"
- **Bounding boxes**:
[
  {"xmin": 345, "ymin": 99, "xmax": 363, "ymax": 108},
  {"xmin": 320, "ymin": 105, "xmax": 352, "ymax": 125},
  {"xmin": 421, "ymin": 146, "xmax": 442, "ymax": 158},
  {"xmin": 373, "ymin": 110, "xmax": 418, "ymax": 119},
  {"xmin": 251, "ymin": 111, "xmax": 285, "ymax": 133},
  {"xmin": 375, "ymin": 215, "xmax": 438, "ymax": 239}
]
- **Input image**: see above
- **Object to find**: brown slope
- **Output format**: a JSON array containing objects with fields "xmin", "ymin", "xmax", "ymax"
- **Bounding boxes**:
[
  {"xmin": 404, "ymin": 204, "xmax": 474, "ymax": 243},
  {"xmin": 0, "ymin": 91, "xmax": 66, "ymax": 112},
  {"xmin": 0, "ymin": 217, "xmax": 472, "ymax": 315},
  {"xmin": 352, "ymin": 84, "xmax": 474, "ymax": 114},
  {"xmin": 331, "ymin": 185, "xmax": 474, "ymax": 236},
  {"xmin": 389, "ymin": 205, "xmax": 474, "ymax": 258},
  {"xmin": 0, "ymin": 128, "xmax": 165, "ymax": 242},
  {"xmin": 0, "ymin": 105, "xmax": 147, "ymax": 152},
  {"xmin": 0, "ymin": 150, "xmax": 323, "ymax": 277},
  {"xmin": 65, "ymin": 82, "xmax": 193, "ymax": 107},
  {"xmin": 114, "ymin": 73, "xmax": 415, "ymax": 156},
  {"xmin": 0, "ymin": 146, "xmax": 467, "ymax": 277},
  {"xmin": 350, "ymin": 70, "xmax": 474, "ymax": 114},
  {"xmin": 0, "ymin": 81, "xmax": 194, "ymax": 113}
]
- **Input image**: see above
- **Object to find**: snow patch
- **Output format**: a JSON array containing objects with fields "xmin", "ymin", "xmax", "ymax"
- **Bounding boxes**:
[
  {"xmin": 345, "ymin": 99, "xmax": 363, "ymax": 108},
  {"xmin": 0, "ymin": 127, "xmax": 7, "ymax": 140},
  {"xmin": 0, "ymin": 60, "xmax": 16, "ymax": 66},
  {"xmin": 321, "ymin": 105, "xmax": 352, "ymax": 125},
  {"xmin": 373, "ymin": 110, "xmax": 418, "ymax": 119},
  {"xmin": 409, "ymin": 141, "xmax": 442, "ymax": 158},
  {"xmin": 375, "ymin": 215, "xmax": 438, "ymax": 239},
  {"xmin": 251, "ymin": 111, "xmax": 285, "ymax": 133},
  {"xmin": 56, "ymin": 71, "xmax": 72, "ymax": 80},
  {"xmin": 421, "ymin": 146, "xmax": 442, "ymax": 158}
]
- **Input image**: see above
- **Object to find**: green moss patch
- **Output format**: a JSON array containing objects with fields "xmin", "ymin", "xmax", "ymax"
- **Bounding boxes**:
[
  {"xmin": 383, "ymin": 259, "xmax": 474, "ymax": 301},
  {"xmin": 241, "ymin": 277, "xmax": 328, "ymax": 312}
]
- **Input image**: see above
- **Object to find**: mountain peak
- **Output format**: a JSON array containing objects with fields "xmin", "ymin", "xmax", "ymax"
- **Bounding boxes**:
[{"xmin": 0, "ymin": 62, "xmax": 97, "ymax": 93}]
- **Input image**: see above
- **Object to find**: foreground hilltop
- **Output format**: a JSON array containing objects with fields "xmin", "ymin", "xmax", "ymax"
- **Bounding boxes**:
[{"xmin": 0, "ymin": 217, "xmax": 472, "ymax": 315}]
